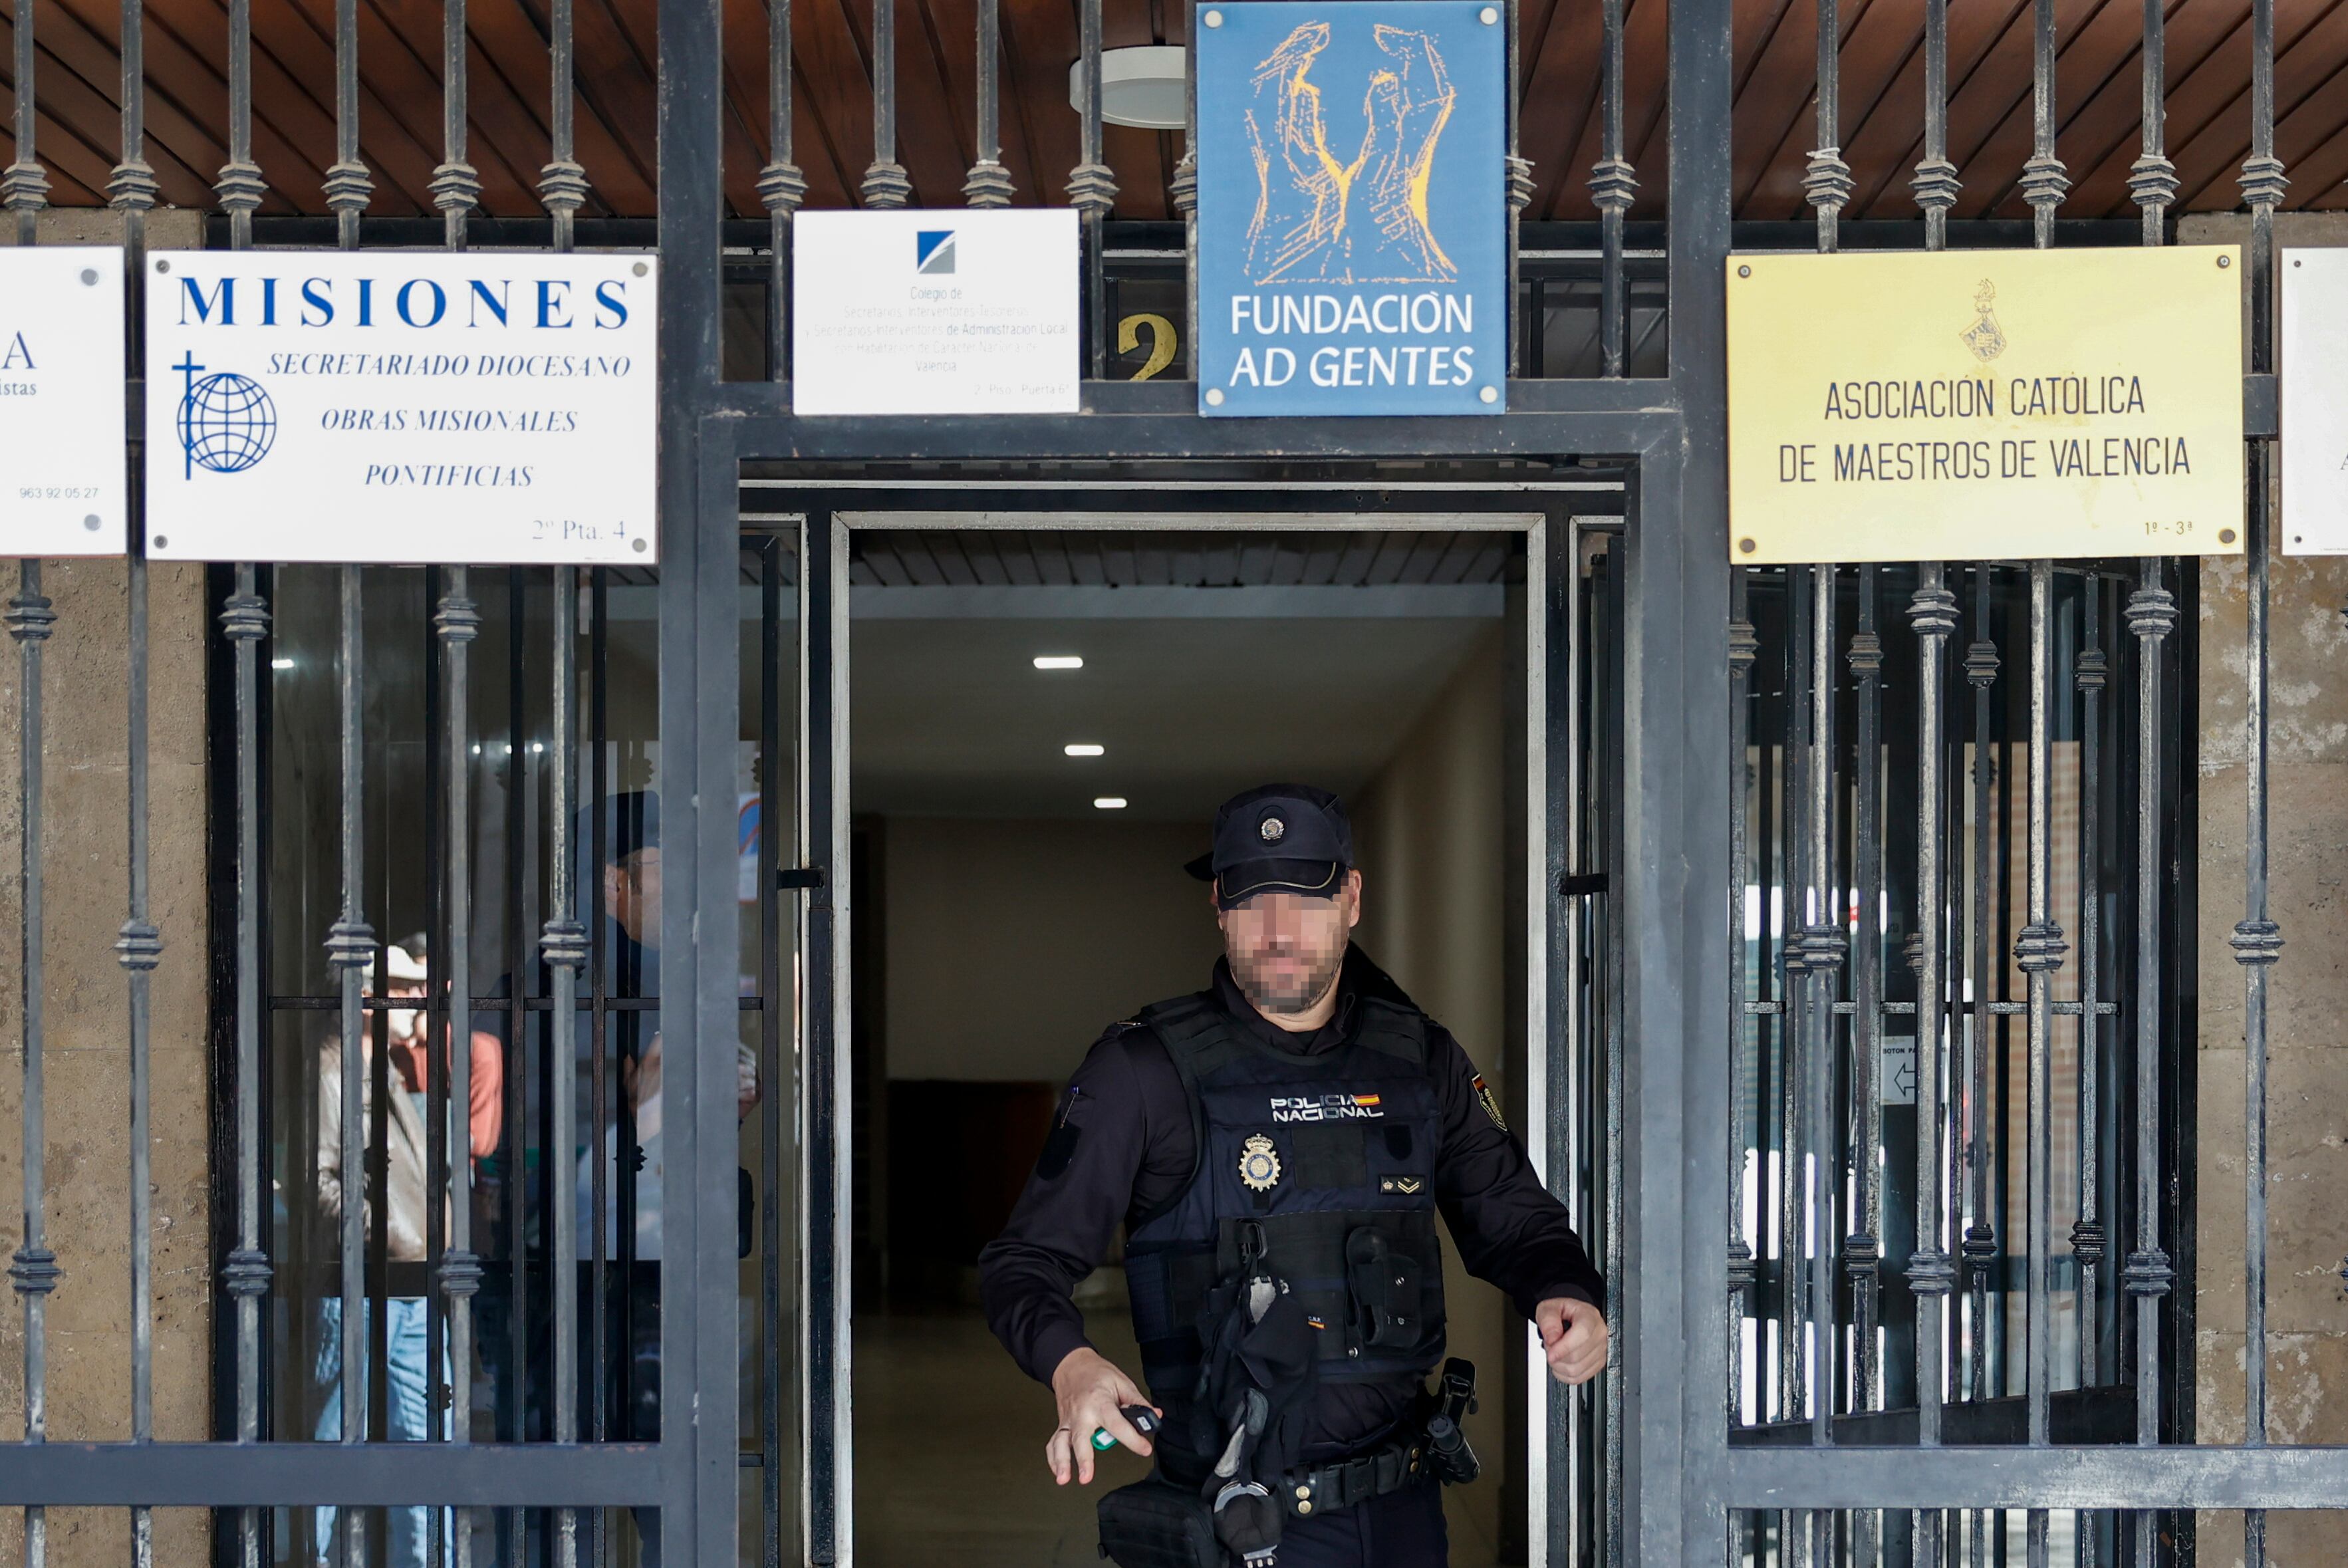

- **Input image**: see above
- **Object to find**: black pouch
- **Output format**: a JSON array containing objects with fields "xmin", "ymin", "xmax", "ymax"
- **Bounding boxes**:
[
  {"xmin": 1097, "ymin": 1478, "xmax": 1224, "ymax": 1568},
  {"xmin": 1346, "ymin": 1228, "xmax": 1424, "ymax": 1349}
]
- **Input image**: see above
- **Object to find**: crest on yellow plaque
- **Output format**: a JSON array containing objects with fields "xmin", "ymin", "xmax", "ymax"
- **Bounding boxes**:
[{"xmin": 1726, "ymin": 247, "xmax": 2245, "ymax": 565}]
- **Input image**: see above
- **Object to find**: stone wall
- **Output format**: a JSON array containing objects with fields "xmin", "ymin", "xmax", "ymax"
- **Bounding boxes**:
[
  {"xmin": 0, "ymin": 207, "xmax": 213, "ymax": 1565},
  {"xmin": 2182, "ymin": 210, "xmax": 2348, "ymax": 1565}
]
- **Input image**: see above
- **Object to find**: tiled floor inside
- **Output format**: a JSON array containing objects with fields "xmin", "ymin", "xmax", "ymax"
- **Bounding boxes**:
[{"xmin": 853, "ymin": 1305, "xmax": 1154, "ymax": 1568}]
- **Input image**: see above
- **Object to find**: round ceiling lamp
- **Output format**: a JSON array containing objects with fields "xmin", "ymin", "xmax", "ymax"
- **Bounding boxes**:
[{"xmin": 1068, "ymin": 47, "xmax": 1188, "ymax": 131}]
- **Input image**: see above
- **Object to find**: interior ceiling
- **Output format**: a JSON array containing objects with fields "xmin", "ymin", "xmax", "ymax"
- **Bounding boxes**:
[
  {"xmin": 852, "ymin": 611, "xmax": 1501, "ymax": 821},
  {"xmin": 7, "ymin": 0, "xmax": 2343, "ymax": 218},
  {"xmin": 848, "ymin": 528, "xmax": 1523, "ymax": 587}
]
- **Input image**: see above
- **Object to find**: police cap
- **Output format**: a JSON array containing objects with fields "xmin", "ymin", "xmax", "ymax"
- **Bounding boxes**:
[{"xmin": 1191, "ymin": 783, "xmax": 1354, "ymax": 909}]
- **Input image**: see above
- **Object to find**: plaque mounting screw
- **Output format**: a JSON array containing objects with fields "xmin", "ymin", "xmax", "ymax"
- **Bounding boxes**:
[
  {"xmin": 1738, "ymin": 538, "xmax": 1757, "ymax": 555},
  {"xmin": 155, "ymin": 259, "xmax": 170, "ymax": 274},
  {"xmin": 2218, "ymin": 255, "xmax": 2232, "ymax": 268},
  {"xmin": 1203, "ymin": 9, "xmax": 1222, "ymax": 23},
  {"xmin": 1479, "ymin": 385, "xmax": 1498, "ymax": 404},
  {"xmin": 1205, "ymin": 387, "xmax": 1226, "ymax": 406},
  {"xmin": 80, "ymin": 269, "xmax": 98, "ymax": 285},
  {"xmin": 1737, "ymin": 264, "xmax": 1752, "ymax": 278},
  {"xmin": 1479, "ymin": 6, "xmax": 1497, "ymax": 21},
  {"xmin": 2220, "ymin": 528, "xmax": 2238, "ymax": 545}
]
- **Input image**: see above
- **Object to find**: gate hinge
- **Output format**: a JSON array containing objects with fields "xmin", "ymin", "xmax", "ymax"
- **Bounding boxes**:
[
  {"xmin": 2244, "ymin": 373, "xmax": 2278, "ymax": 439},
  {"xmin": 776, "ymin": 866, "xmax": 825, "ymax": 890}
]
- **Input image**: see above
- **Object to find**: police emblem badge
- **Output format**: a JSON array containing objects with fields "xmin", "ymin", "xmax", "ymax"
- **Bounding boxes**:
[
  {"xmin": 1239, "ymin": 1132, "xmax": 1283, "ymax": 1192},
  {"xmin": 1259, "ymin": 815, "xmax": 1286, "ymax": 843}
]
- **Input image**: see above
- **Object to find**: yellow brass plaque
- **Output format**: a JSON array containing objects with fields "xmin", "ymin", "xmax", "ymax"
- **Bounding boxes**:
[{"xmin": 1726, "ymin": 247, "xmax": 2245, "ymax": 564}]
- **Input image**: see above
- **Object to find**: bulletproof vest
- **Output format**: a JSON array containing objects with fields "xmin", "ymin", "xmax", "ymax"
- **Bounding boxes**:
[{"xmin": 1121, "ymin": 991, "xmax": 1448, "ymax": 1414}]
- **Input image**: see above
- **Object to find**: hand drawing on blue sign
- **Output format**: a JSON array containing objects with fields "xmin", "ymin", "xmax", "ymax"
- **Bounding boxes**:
[{"xmin": 1244, "ymin": 21, "xmax": 1458, "ymax": 285}]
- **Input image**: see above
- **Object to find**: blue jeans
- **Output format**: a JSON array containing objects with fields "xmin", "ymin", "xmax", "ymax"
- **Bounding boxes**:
[{"xmin": 313, "ymin": 1296, "xmax": 450, "ymax": 1568}]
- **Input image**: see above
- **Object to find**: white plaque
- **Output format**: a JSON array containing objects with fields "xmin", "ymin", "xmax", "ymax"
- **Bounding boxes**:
[
  {"xmin": 1, "ymin": 248, "xmax": 128, "ymax": 557},
  {"xmin": 2282, "ymin": 249, "xmax": 2348, "ymax": 555},
  {"xmin": 144, "ymin": 251, "xmax": 658, "ymax": 564},
  {"xmin": 791, "ymin": 209, "xmax": 1079, "ymax": 416}
]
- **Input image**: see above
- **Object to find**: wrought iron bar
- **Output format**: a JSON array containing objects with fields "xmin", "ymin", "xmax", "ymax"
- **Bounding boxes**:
[
  {"xmin": 2127, "ymin": 0, "xmax": 2178, "ymax": 245},
  {"xmin": 221, "ymin": 568, "xmax": 271, "ymax": 1568},
  {"xmin": 8, "ymin": 564, "xmax": 57, "ymax": 1568},
  {"xmin": 327, "ymin": 567, "xmax": 373, "ymax": 1567},
  {"xmin": 122, "ymin": 550, "xmax": 161, "ymax": 1568},
  {"xmin": 501, "ymin": 573, "xmax": 525, "ymax": 1568},
  {"xmin": 1590, "ymin": 0, "xmax": 1633, "ymax": 376},
  {"xmin": 1726, "ymin": 578, "xmax": 1758, "ymax": 1547},
  {"xmin": 434, "ymin": 0, "xmax": 481, "ymax": 245},
  {"xmin": 1174, "ymin": 11, "xmax": 1198, "ymax": 376},
  {"xmin": 1910, "ymin": 0, "xmax": 1955, "ymax": 249},
  {"xmin": 2016, "ymin": 560, "xmax": 2066, "ymax": 1568},
  {"xmin": 2020, "ymin": 0, "xmax": 2067, "ymax": 251},
  {"xmin": 1848, "ymin": 569, "xmax": 1886, "ymax": 1563},
  {"xmin": 110, "ymin": 9, "xmax": 162, "ymax": 1561},
  {"xmin": 1801, "ymin": 565, "xmax": 1841, "ymax": 1568},
  {"xmin": 1779, "ymin": 571, "xmax": 1809, "ymax": 1458},
  {"xmin": 761, "ymin": 0, "xmax": 807, "ymax": 378},
  {"xmin": 588, "ymin": 571, "xmax": 610, "ymax": 1568},
  {"xmin": 216, "ymin": 0, "xmax": 263, "ymax": 246},
  {"xmin": 1804, "ymin": 0, "xmax": 1851, "ymax": 252},
  {"xmin": 437, "ymin": 574, "xmax": 484, "ymax": 1568},
  {"xmin": 863, "ymin": 0, "xmax": 910, "ymax": 205},
  {"xmin": 545, "ymin": 568, "xmax": 586, "ymax": 1568},
  {"xmin": 2073, "ymin": 588, "xmax": 2107, "ymax": 1406},
  {"xmin": 2238, "ymin": 3, "xmax": 2285, "ymax": 1558},
  {"xmin": 1961, "ymin": 570, "xmax": 1997, "ymax": 1568},
  {"xmin": 1069, "ymin": 0, "xmax": 1116, "ymax": 378},
  {"xmin": 965, "ymin": 0, "xmax": 1011, "ymax": 204},
  {"xmin": 326, "ymin": 0, "xmax": 372, "ymax": 245},
  {"xmin": 543, "ymin": 0, "xmax": 589, "ymax": 249},
  {"xmin": 3, "ymin": 0, "xmax": 46, "ymax": 245},
  {"xmin": 2121, "ymin": 561, "xmax": 2175, "ymax": 1567},
  {"xmin": 1908, "ymin": 565, "xmax": 1958, "ymax": 1568}
]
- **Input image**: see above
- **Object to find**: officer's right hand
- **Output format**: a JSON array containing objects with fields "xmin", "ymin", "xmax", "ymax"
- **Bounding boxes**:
[{"xmin": 1045, "ymin": 1347, "xmax": 1157, "ymax": 1486}]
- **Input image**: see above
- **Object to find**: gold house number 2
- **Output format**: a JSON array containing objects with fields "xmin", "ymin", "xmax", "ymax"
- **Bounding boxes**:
[{"xmin": 1118, "ymin": 313, "xmax": 1178, "ymax": 380}]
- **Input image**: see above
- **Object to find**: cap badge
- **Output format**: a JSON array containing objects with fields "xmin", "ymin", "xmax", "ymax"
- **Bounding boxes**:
[
  {"xmin": 1239, "ymin": 1132, "xmax": 1283, "ymax": 1192},
  {"xmin": 1259, "ymin": 816, "xmax": 1286, "ymax": 843}
]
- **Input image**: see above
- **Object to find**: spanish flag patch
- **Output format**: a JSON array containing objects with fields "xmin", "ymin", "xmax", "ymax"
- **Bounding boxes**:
[{"xmin": 1473, "ymin": 1074, "xmax": 1507, "ymax": 1132}]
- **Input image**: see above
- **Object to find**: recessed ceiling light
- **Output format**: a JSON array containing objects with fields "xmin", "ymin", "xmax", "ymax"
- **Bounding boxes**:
[
  {"xmin": 1093, "ymin": 797, "xmax": 1128, "ymax": 810},
  {"xmin": 1034, "ymin": 654, "xmax": 1085, "ymax": 670},
  {"xmin": 1065, "ymin": 743, "xmax": 1105, "ymax": 757}
]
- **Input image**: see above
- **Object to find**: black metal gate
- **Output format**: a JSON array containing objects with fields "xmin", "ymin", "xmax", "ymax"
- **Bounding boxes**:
[{"xmin": 3, "ymin": 0, "xmax": 2331, "ymax": 1557}]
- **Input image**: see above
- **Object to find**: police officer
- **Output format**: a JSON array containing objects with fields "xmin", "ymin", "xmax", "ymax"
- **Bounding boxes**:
[{"xmin": 979, "ymin": 784, "xmax": 1607, "ymax": 1568}]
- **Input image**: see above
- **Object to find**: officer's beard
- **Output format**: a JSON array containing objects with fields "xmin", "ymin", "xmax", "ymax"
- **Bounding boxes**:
[{"xmin": 1228, "ymin": 938, "xmax": 1346, "ymax": 1019}]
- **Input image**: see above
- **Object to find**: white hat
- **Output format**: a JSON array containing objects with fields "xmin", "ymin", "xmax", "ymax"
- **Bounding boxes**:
[{"xmin": 384, "ymin": 944, "xmax": 429, "ymax": 983}]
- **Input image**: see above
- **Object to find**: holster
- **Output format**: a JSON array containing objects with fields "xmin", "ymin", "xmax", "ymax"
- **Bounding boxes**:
[{"xmin": 1097, "ymin": 1477, "xmax": 1224, "ymax": 1568}]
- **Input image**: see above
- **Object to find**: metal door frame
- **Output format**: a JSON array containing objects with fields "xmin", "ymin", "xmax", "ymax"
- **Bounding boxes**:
[{"xmin": 757, "ymin": 485, "xmax": 1632, "ymax": 1566}]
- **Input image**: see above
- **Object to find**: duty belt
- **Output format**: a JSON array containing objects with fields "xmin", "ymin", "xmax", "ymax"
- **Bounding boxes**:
[{"xmin": 1279, "ymin": 1436, "xmax": 1428, "ymax": 1519}]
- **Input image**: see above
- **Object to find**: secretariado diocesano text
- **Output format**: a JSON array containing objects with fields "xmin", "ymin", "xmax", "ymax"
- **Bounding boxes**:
[{"xmin": 1777, "ymin": 370, "xmax": 2194, "ymax": 483}]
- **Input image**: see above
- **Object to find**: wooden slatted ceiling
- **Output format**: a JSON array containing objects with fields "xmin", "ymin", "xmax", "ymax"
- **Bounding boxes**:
[{"xmin": 3, "ymin": 0, "xmax": 2345, "ymax": 217}]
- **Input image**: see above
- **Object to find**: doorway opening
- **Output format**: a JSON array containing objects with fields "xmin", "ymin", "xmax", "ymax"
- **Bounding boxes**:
[{"xmin": 832, "ymin": 516, "xmax": 1601, "ymax": 1568}]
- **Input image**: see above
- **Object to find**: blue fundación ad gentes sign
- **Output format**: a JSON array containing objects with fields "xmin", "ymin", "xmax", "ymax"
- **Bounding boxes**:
[
  {"xmin": 1195, "ymin": 0, "xmax": 1505, "ymax": 417},
  {"xmin": 144, "ymin": 250, "xmax": 657, "ymax": 565}
]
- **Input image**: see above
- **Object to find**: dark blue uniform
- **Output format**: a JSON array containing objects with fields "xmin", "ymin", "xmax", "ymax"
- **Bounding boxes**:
[{"xmin": 979, "ymin": 949, "xmax": 1603, "ymax": 1563}]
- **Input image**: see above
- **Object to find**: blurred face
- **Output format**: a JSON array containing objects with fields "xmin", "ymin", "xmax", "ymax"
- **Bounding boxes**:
[
  {"xmin": 605, "ymin": 847, "xmax": 662, "ymax": 946},
  {"xmin": 1216, "ymin": 869, "xmax": 1363, "ymax": 1019},
  {"xmin": 386, "ymin": 981, "xmax": 426, "ymax": 1044}
]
